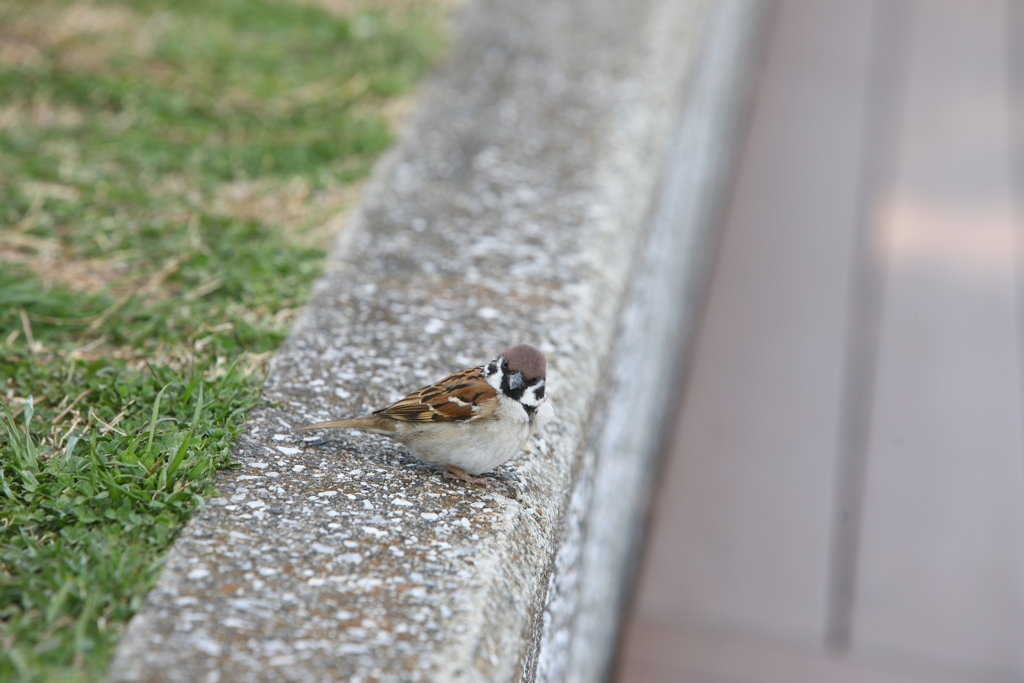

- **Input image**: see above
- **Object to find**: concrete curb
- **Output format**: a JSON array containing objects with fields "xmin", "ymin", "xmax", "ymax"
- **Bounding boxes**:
[
  {"xmin": 108, "ymin": 1, "xmax": 766, "ymax": 681},
  {"xmin": 535, "ymin": 3, "xmax": 768, "ymax": 680}
]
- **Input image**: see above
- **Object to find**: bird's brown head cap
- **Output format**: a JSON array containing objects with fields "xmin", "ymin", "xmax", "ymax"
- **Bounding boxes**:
[{"xmin": 502, "ymin": 344, "xmax": 546, "ymax": 381}]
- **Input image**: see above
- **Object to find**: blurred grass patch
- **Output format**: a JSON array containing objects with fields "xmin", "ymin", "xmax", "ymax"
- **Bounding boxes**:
[{"xmin": 0, "ymin": 0, "xmax": 449, "ymax": 679}]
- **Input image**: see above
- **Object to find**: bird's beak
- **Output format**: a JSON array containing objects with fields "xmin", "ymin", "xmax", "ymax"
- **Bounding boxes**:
[{"xmin": 508, "ymin": 371, "xmax": 523, "ymax": 390}]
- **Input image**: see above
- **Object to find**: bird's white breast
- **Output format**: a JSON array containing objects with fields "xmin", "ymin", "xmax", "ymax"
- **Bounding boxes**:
[{"xmin": 397, "ymin": 394, "xmax": 533, "ymax": 475}]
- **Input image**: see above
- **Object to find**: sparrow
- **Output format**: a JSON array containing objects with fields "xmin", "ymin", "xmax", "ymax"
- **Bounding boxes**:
[{"xmin": 299, "ymin": 344, "xmax": 550, "ymax": 486}]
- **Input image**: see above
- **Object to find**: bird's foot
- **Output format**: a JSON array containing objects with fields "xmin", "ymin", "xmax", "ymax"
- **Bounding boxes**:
[{"xmin": 444, "ymin": 466, "xmax": 500, "ymax": 487}]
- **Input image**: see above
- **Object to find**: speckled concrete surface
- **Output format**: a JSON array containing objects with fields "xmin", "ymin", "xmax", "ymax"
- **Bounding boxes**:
[
  {"xmin": 534, "ymin": 4, "xmax": 769, "ymax": 681},
  {"xmin": 107, "ymin": 0, "xmax": 752, "ymax": 681}
]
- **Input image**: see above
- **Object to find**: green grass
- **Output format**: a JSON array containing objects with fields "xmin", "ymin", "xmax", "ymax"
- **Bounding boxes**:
[{"xmin": 0, "ymin": 0, "xmax": 448, "ymax": 679}]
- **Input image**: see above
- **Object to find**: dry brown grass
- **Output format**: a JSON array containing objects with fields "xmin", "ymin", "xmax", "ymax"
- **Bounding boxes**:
[{"xmin": 0, "ymin": 1, "xmax": 161, "ymax": 72}]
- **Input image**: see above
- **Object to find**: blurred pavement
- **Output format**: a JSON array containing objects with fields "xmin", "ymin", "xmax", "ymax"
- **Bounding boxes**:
[{"xmin": 617, "ymin": 1, "xmax": 1024, "ymax": 681}]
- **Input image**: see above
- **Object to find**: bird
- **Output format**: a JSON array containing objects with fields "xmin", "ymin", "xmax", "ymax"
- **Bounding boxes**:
[{"xmin": 299, "ymin": 344, "xmax": 550, "ymax": 486}]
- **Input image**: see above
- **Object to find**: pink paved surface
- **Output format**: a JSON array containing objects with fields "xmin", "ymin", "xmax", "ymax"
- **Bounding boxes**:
[{"xmin": 617, "ymin": 1, "xmax": 1024, "ymax": 681}]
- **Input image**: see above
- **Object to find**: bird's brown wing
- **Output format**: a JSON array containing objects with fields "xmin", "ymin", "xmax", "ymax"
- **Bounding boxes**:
[{"xmin": 375, "ymin": 367, "xmax": 498, "ymax": 422}]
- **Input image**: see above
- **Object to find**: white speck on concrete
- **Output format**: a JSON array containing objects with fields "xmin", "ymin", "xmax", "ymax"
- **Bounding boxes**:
[
  {"xmin": 190, "ymin": 634, "xmax": 221, "ymax": 657},
  {"xmin": 475, "ymin": 307, "xmax": 500, "ymax": 319}
]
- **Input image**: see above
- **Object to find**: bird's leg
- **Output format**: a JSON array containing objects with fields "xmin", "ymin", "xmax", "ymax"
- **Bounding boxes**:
[{"xmin": 444, "ymin": 465, "xmax": 499, "ymax": 487}]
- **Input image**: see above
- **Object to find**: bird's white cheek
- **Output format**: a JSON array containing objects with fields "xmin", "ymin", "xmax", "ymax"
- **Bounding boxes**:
[
  {"xmin": 520, "ymin": 382, "xmax": 546, "ymax": 409},
  {"xmin": 486, "ymin": 369, "xmax": 503, "ymax": 391}
]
